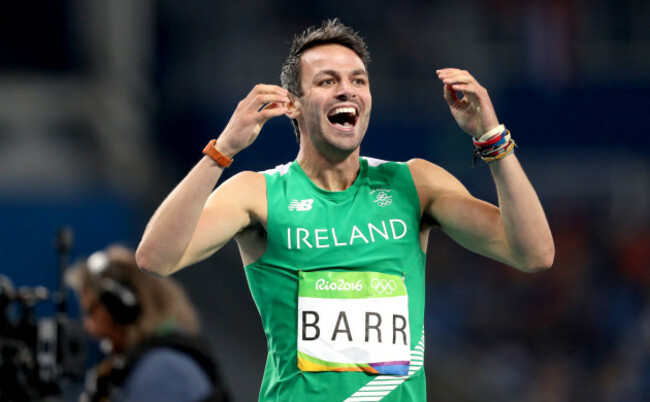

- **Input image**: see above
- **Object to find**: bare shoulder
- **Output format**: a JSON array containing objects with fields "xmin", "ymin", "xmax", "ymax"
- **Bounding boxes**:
[
  {"xmin": 205, "ymin": 170, "xmax": 267, "ymax": 224},
  {"xmin": 407, "ymin": 158, "xmax": 444, "ymax": 177},
  {"xmin": 406, "ymin": 158, "xmax": 474, "ymax": 221},
  {"xmin": 218, "ymin": 170, "xmax": 266, "ymax": 192},
  {"xmin": 217, "ymin": 171, "xmax": 268, "ymax": 264},
  {"xmin": 406, "ymin": 158, "xmax": 468, "ymax": 194}
]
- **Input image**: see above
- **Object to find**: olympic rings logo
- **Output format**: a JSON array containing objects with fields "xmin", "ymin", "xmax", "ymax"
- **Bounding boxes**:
[
  {"xmin": 374, "ymin": 192, "xmax": 392, "ymax": 207},
  {"xmin": 370, "ymin": 278, "xmax": 397, "ymax": 294}
]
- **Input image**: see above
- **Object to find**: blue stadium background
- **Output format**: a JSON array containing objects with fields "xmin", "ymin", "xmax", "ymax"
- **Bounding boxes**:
[{"xmin": 1, "ymin": 1, "xmax": 649, "ymax": 400}]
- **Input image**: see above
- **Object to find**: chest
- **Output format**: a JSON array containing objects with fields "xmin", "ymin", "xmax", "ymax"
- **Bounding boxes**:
[{"xmin": 264, "ymin": 179, "xmax": 420, "ymax": 272}]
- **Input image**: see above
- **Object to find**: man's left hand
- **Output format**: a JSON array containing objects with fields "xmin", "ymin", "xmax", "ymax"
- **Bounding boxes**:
[{"xmin": 436, "ymin": 68, "xmax": 500, "ymax": 138}]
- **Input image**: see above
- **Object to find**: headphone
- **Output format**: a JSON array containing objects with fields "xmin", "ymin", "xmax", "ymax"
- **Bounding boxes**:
[{"xmin": 87, "ymin": 251, "xmax": 141, "ymax": 324}]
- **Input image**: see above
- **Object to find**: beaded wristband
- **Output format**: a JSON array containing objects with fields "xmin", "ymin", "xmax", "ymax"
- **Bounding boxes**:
[
  {"xmin": 479, "ymin": 140, "xmax": 516, "ymax": 163},
  {"xmin": 472, "ymin": 125, "xmax": 516, "ymax": 164}
]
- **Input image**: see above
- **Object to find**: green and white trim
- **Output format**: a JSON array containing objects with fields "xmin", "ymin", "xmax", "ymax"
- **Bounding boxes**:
[{"xmin": 344, "ymin": 332, "xmax": 425, "ymax": 401}]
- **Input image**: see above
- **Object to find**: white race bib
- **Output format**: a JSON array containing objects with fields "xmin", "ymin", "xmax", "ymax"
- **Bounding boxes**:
[{"xmin": 297, "ymin": 270, "xmax": 410, "ymax": 375}]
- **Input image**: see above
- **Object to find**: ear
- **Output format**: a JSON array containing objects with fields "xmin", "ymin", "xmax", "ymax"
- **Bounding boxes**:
[{"xmin": 285, "ymin": 95, "xmax": 302, "ymax": 119}]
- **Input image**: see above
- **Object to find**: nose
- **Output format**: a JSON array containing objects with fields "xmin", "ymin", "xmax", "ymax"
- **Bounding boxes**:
[{"xmin": 335, "ymin": 80, "xmax": 355, "ymax": 101}]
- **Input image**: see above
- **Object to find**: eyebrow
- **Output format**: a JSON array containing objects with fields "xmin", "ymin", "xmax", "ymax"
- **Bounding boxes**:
[{"xmin": 314, "ymin": 69, "xmax": 368, "ymax": 78}]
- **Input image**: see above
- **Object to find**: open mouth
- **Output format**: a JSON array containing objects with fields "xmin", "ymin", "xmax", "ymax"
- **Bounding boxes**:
[{"xmin": 327, "ymin": 107, "xmax": 358, "ymax": 129}]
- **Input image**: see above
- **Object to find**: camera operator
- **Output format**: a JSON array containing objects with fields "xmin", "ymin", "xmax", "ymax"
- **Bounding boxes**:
[{"xmin": 65, "ymin": 245, "xmax": 229, "ymax": 402}]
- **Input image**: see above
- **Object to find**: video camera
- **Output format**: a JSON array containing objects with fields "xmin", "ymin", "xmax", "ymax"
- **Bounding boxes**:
[{"xmin": 0, "ymin": 228, "xmax": 86, "ymax": 402}]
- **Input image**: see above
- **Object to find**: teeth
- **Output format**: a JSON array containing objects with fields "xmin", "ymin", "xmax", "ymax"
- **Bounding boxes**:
[{"xmin": 329, "ymin": 107, "xmax": 356, "ymax": 116}]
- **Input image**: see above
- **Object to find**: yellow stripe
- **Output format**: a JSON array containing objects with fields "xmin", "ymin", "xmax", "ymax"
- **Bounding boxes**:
[{"xmin": 298, "ymin": 356, "xmax": 379, "ymax": 373}]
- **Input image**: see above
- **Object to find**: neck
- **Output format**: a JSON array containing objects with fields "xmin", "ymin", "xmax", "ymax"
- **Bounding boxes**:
[{"xmin": 296, "ymin": 147, "xmax": 361, "ymax": 192}]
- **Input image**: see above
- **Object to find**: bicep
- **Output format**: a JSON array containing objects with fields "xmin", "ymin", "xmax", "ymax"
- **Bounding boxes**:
[
  {"xmin": 176, "ymin": 172, "xmax": 264, "ymax": 270},
  {"xmin": 410, "ymin": 159, "xmax": 508, "ymax": 261},
  {"xmin": 431, "ymin": 192, "xmax": 508, "ymax": 259}
]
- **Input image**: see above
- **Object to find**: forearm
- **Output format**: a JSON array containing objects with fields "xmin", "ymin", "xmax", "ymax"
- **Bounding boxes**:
[
  {"xmin": 490, "ymin": 154, "xmax": 554, "ymax": 271},
  {"xmin": 136, "ymin": 156, "xmax": 225, "ymax": 276},
  {"xmin": 136, "ymin": 85, "xmax": 288, "ymax": 276}
]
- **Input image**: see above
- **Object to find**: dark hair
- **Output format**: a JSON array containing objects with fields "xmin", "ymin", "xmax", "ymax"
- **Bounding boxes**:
[{"xmin": 280, "ymin": 18, "xmax": 370, "ymax": 141}]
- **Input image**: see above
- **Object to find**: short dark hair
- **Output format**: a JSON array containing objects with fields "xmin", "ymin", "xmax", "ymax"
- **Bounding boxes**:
[{"xmin": 281, "ymin": 19, "xmax": 370, "ymax": 141}]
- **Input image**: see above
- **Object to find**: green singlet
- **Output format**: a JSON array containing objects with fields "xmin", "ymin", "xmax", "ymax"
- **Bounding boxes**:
[{"xmin": 245, "ymin": 157, "xmax": 426, "ymax": 401}]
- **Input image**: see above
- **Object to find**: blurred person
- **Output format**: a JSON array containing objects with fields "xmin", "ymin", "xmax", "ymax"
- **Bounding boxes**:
[
  {"xmin": 66, "ymin": 245, "xmax": 229, "ymax": 402},
  {"xmin": 136, "ymin": 19, "xmax": 554, "ymax": 401}
]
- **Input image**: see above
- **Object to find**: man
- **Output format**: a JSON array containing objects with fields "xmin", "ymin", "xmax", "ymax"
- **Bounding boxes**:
[
  {"xmin": 136, "ymin": 19, "xmax": 554, "ymax": 401},
  {"xmin": 66, "ymin": 245, "xmax": 229, "ymax": 401}
]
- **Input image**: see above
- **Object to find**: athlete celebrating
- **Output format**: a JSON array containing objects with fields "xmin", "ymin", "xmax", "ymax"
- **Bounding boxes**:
[{"xmin": 136, "ymin": 19, "xmax": 554, "ymax": 401}]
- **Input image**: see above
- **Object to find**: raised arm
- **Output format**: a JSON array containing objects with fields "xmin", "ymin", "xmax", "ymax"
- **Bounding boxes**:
[
  {"xmin": 135, "ymin": 84, "xmax": 289, "ymax": 276},
  {"xmin": 411, "ymin": 69, "xmax": 554, "ymax": 272}
]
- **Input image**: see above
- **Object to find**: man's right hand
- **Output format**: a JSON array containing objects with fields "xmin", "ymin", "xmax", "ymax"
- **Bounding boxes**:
[{"xmin": 215, "ymin": 84, "xmax": 290, "ymax": 157}]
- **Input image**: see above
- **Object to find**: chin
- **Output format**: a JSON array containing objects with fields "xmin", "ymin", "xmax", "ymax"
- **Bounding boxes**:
[{"xmin": 328, "ymin": 135, "xmax": 364, "ymax": 155}]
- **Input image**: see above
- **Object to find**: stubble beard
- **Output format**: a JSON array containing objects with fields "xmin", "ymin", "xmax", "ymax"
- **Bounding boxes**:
[{"xmin": 303, "ymin": 110, "xmax": 370, "ymax": 160}]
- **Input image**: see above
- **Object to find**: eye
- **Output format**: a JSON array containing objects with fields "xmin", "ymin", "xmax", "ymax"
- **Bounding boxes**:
[
  {"xmin": 352, "ymin": 77, "xmax": 367, "ymax": 86},
  {"xmin": 319, "ymin": 79, "xmax": 335, "ymax": 86}
]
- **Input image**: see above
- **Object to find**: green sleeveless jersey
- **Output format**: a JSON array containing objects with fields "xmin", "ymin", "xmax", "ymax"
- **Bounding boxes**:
[{"xmin": 244, "ymin": 157, "xmax": 426, "ymax": 401}]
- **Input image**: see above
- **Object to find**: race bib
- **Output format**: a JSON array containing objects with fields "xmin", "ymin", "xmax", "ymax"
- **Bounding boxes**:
[{"xmin": 297, "ymin": 270, "xmax": 411, "ymax": 376}]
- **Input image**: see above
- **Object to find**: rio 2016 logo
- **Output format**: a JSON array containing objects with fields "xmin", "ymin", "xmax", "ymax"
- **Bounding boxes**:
[{"xmin": 315, "ymin": 278, "xmax": 363, "ymax": 292}]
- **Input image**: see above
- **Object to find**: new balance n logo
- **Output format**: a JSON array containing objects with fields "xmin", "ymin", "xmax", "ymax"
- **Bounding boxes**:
[{"xmin": 288, "ymin": 199, "xmax": 314, "ymax": 211}]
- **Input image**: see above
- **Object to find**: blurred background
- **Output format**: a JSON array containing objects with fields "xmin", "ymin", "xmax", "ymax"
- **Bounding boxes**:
[{"xmin": 1, "ymin": 0, "xmax": 649, "ymax": 401}]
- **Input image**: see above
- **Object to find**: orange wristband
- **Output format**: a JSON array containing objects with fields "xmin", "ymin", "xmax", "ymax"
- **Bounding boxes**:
[{"xmin": 202, "ymin": 139, "xmax": 233, "ymax": 167}]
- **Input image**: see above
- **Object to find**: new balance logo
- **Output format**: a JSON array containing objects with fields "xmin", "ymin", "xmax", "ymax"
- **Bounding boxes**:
[{"xmin": 289, "ymin": 199, "xmax": 314, "ymax": 211}]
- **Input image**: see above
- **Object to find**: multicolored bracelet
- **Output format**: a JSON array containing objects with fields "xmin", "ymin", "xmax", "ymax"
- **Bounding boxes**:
[{"xmin": 472, "ymin": 124, "xmax": 516, "ymax": 164}]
